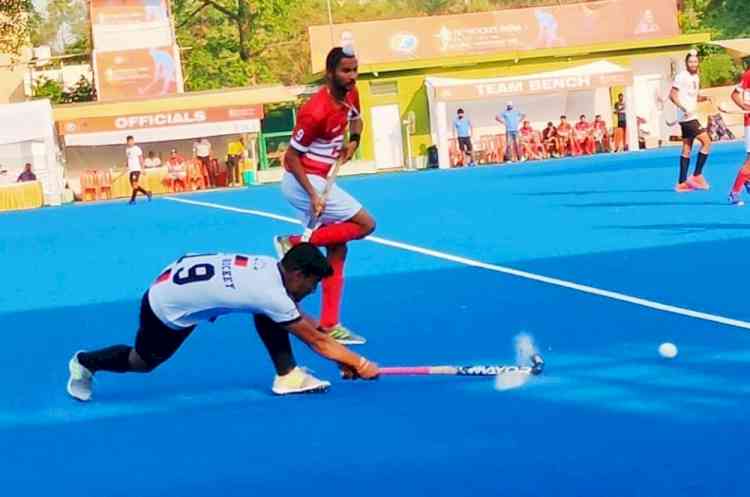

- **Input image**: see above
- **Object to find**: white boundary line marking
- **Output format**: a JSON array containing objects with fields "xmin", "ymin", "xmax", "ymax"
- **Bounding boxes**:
[{"xmin": 165, "ymin": 196, "xmax": 750, "ymax": 331}]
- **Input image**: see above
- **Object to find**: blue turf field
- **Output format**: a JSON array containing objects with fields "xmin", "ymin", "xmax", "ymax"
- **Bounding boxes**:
[{"xmin": 1, "ymin": 142, "xmax": 749, "ymax": 496}]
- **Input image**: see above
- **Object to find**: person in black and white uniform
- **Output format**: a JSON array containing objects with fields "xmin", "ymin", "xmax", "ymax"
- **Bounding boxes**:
[
  {"xmin": 66, "ymin": 243, "xmax": 379, "ymax": 401},
  {"xmin": 669, "ymin": 50, "xmax": 712, "ymax": 192},
  {"xmin": 125, "ymin": 135, "xmax": 152, "ymax": 204}
]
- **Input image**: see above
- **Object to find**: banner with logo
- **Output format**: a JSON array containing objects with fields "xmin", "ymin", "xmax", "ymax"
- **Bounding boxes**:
[
  {"xmin": 90, "ymin": 0, "xmax": 169, "ymax": 26},
  {"xmin": 434, "ymin": 71, "xmax": 633, "ymax": 101},
  {"xmin": 309, "ymin": 0, "xmax": 679, "ymax": 72},
  {"xmin": 93, "ymin": 46, "xmax": 183, "ymax": 101}
]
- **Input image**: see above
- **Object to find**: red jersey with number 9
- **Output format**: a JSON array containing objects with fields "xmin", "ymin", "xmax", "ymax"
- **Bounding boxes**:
[
  {"xmin": 288, "ymin": 86, "xmax": 360, "ymax": 177},
  {"xmin": 737, "ymin": 69, "xmax": 750, "ymax": 127}
]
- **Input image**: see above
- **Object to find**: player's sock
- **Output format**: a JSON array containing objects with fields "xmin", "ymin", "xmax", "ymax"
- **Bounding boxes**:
[
  {"xmin": 78, "ymin": 345, "xmax": 133, "ymax": 373},
  {"xmin": 289, "ymin": 222, "xmax": 368, "ymax": 247},
  {"xmin": 320, "ymin": 250, "xmax": 345, "ymax": 330},
  {"xmin": 731, "ymin": 166, "xmax": 750, "ymax": 193},
  {"xmin": 129, "ymin": 190, "xmax": 137, "ymax": 203},
  {"xmin": 694, "ymin": 152, "xmax": 709, "ymax": 176},
  {"xmin": 679, "ymin": 156, "xmax": 690, "ymax": 183}
]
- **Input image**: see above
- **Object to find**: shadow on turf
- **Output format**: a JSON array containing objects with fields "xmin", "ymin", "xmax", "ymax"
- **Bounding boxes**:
[
  {"xmin": 563, "ymin": 201, "xmax": 727, "ymax": 208},
  {"xmin": 598, "ymin": 223, "xmax": 750, "ymax": 233},
  {"xmin": 518, "ymin": 189, "xmax": 674, "ymax": 197}
]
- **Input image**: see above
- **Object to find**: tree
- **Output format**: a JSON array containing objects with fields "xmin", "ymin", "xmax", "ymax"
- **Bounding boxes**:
[
  {"xmin": 31, "ymin": 0, "xmax": 90, "ymax": 55},
  {"xmin": 0, "ymin": 0, "xmax": 33, "ymax": 58}
]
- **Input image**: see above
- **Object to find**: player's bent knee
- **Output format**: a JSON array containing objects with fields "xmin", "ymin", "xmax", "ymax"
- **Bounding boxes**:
[{"xmin": 129, "ymin": 348, "xmax": 162, "ymax": 373}]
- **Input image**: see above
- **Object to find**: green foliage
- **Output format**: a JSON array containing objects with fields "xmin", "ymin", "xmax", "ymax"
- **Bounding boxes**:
[
  {"xmin": 32, "ymin": 76, "xmax": 65, "ymax": 102},
  {"xmin": 32, "ymin": 75, "xmax": 95, "ymax": 104},
  {"xmin": 0, "ymin": 0, "xmax": 33, "ymax": 57},
  {"xmin": 699, "ymin": 52, "xmax": 741, "ymax": 88}
]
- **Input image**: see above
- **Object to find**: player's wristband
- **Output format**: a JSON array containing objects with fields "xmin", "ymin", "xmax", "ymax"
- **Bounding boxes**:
[
  {"xmin": 349, "ymin": 133, "xmax": 361, "ymax": 145},
  {"xmin": 356, "ymin": 356, "xmax": 370, "ymax": 373}
]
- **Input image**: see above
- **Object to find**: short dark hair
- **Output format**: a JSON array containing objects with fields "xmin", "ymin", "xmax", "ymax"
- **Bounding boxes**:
[
  {"xmin": 325, "ymin": 46, "xmax": 356, "ymax": 74},
  {"xmin": 457, "ymin": 108, "xmax": 464, "ymax": 114},
  {"xmin": 547, "ymin": 122, "xmax": 553, "ymax": 126},
  {"xmin": 126, "ymin": 135, "xmax": 134, "ymax": 141},
  {"xmin": 580, "ymin": 114, "xmax": 586, "ymax": 119},
  {"xmin": 281, "ymin": 243, "xmax": 333, "ymax": 279},
  {"xmin": 560, "ymin": 115, "xmax": 567, "ymax": 119},
  {"xmin": 595, "ymin": 114, "xmax": 601, "ymax": 118}
]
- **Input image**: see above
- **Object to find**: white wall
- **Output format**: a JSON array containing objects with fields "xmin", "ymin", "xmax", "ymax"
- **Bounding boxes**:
[{"xmin": 631, "ymin": 54, "xmax": 681, "ymax": 142}]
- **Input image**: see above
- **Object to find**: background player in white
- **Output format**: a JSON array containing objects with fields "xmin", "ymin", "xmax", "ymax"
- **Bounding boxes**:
[
  {"xmin": 125, "ymin": 135, "xmax": 152, "ymax": 204},
  {"xmin": 66, "ymin": 243, "xmax": 379, "ymax": 401},
  {"xmin": 669, "ymin": 50, "xmax": 712, "ymax": 192}
]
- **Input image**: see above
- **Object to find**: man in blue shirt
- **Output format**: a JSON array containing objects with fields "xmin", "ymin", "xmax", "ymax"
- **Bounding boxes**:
[
  {"xmin": 496, "ymin": 102, "xmax": 525, "ymax": 162},
  {"xmin": 453, "ymin": 108, "xmax": 475, "ymax": 167}
]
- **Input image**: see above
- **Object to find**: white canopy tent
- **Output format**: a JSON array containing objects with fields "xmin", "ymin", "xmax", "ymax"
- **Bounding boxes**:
[
  {"xmin": 426, "ymin": 61, "xmax": 640, "ymax": 168},
  {"xmin": 0, "ymin": 99, "xmax": 64, "ymax": 204}
]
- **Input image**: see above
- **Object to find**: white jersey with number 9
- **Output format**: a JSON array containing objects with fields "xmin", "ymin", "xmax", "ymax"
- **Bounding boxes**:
[{"xmin": 147, "ymin": 253, "xmax": 301, "ymax": 329}]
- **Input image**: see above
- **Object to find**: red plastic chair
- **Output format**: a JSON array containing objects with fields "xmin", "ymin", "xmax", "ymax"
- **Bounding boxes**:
[
  {"xmin": 97, "ymin": 170, "xmax": 112, "ymax": 200},
  {"xmin": 80, "ymin": 170, "xmax": 99, "ymax": 202}
]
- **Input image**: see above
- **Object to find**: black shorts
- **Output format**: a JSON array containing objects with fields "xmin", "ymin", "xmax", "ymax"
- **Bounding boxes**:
[
  {"xmin": 129, "ymin": 171, "xmax": 141, "ymax": 184},
  {"xmin": 134, "ymin": 291, "xmax": 195, "ymax": 369},
  {"xmin": 679, "ymin": 120, "xmax": 705, "ymax": 141},
  {"xmin": 458, "ymin": 136, "xmax": 473, "ymax": 153}
]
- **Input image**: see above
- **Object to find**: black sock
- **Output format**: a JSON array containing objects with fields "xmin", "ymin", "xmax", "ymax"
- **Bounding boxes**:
[
  {"xmin": 130, "ymin": 189, "xmax": 137, "ymax": 202},
  {"xmin": 695, "ymin": 152, "xmax": 709, "ymax": 176},
  {"xmin": 679, "ymin": 156, "xmax": 690, "ymax": 183},
  {"xmin": 254, "ymin": 315, "xmax": 296, "ymax": 375},
  {"xmin": 78, "ymin": 346, "xmax": 133, "ymax": 373}
]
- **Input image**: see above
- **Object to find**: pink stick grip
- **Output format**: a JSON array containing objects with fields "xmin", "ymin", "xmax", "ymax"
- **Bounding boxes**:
[{"xmin": 378, "ymin": 366, "xmax": 432, "ymax": 376}]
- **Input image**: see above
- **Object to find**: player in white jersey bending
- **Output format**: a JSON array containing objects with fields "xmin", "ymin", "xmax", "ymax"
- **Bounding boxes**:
[
  {"xmin": 669, "ymin": 50, "xmax": 712, "ymax": 192},
  {"xmin": 66, "ymin": 243, "xmax": 379, "ymax": 401}
]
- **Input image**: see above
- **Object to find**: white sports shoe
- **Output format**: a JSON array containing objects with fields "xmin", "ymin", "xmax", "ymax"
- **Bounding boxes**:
[
  {"xmin": 272, "ymin": 367, "xmax": 330, "ymax": 396},
  {"xmin": 67, "ymin": 351, "xmax": 94, "ymax": 402}
]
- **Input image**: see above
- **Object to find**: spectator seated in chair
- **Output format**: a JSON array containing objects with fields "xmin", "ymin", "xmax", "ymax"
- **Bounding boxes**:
[
  {"xmin": 574, "ymin": 114, "xmax": 595, "ymax": 155},
  {"xmin": 17, "ymin": 162, "xmax": 37, "ymax": 182},
  {"xmin": 592, "ymin": 115, "xmax": 610, "ymax": 153},
  {"xmin": 542, "ymin": 122, "xmax": 560, "ymax": 158},
  {"xmin": 519, "ymin": 121, "xmax": 545, "ymax": 161},
  {"xmin": 166, "ymin": 149, "xmax": 187, "ymax": 191},
  {"xmin": 144, "ymin": 150, "xmax": 162, "ymax": 169},
  {"xmin": 556, "ymin": 115, "xmax": 574, "ymax": 156}
]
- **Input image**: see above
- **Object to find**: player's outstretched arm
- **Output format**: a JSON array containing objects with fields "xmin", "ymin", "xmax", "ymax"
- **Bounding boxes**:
[{"xmin": 286, "ymin": 318, "xmax": 378, "ymax": 379}]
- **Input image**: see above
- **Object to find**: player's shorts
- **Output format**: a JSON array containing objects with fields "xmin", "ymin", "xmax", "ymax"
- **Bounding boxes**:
[
  {"xmin": 506, "ymin": 131, "xmax": 520, "ymax": 143},
  {"xmin": 458, "ymin": 136, "xmax": 473, "ymax": 153},
  {"xmin": 135, "ymin": 291, "xmax": 195, "ymax": 369},
  {"xmin": 745, "ymin": 126, "xmax": 750, "ymax": 153},
  {"xmin": 679, "ymin": 119, "xmax": 705, "ymax": 141},
  {"xmin": 129, "ymin": 171, "xmax": 141, "ymax": 184},
  {"xmin": 281, "ymin": 171, "xmax": 362, "ymax": 226}
]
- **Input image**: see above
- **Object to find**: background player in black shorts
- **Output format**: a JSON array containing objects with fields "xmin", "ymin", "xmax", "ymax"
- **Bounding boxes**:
[{"xmin": 669, "ymin": 50, "xmax": 712, "ymax": 192}]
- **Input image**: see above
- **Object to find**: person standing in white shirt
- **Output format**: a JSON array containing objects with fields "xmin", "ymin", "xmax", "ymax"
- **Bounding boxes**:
[
  {"xmin": 669, "ymin": 50, "xmax": 712, "ymax": 193},
  {"xmin": 125, "ymin": 136, "xmax": 152, "ymax": 204},
  {"xmin": 194, "ymin": 137, "xmax": 214, "ymax": 187}
]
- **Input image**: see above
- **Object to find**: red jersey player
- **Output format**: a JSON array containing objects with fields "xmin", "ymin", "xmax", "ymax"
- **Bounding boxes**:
[
  {"xmin": 728, "ymin": 67, "xmax": 750, "ymax": 206},
  {"xmin": 574, "ymin": 115, "xmax": 595, "ymax": 155},
  {"xmin": 273, "ymin": 47, "xmax": 376, "ymax": 345}
]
